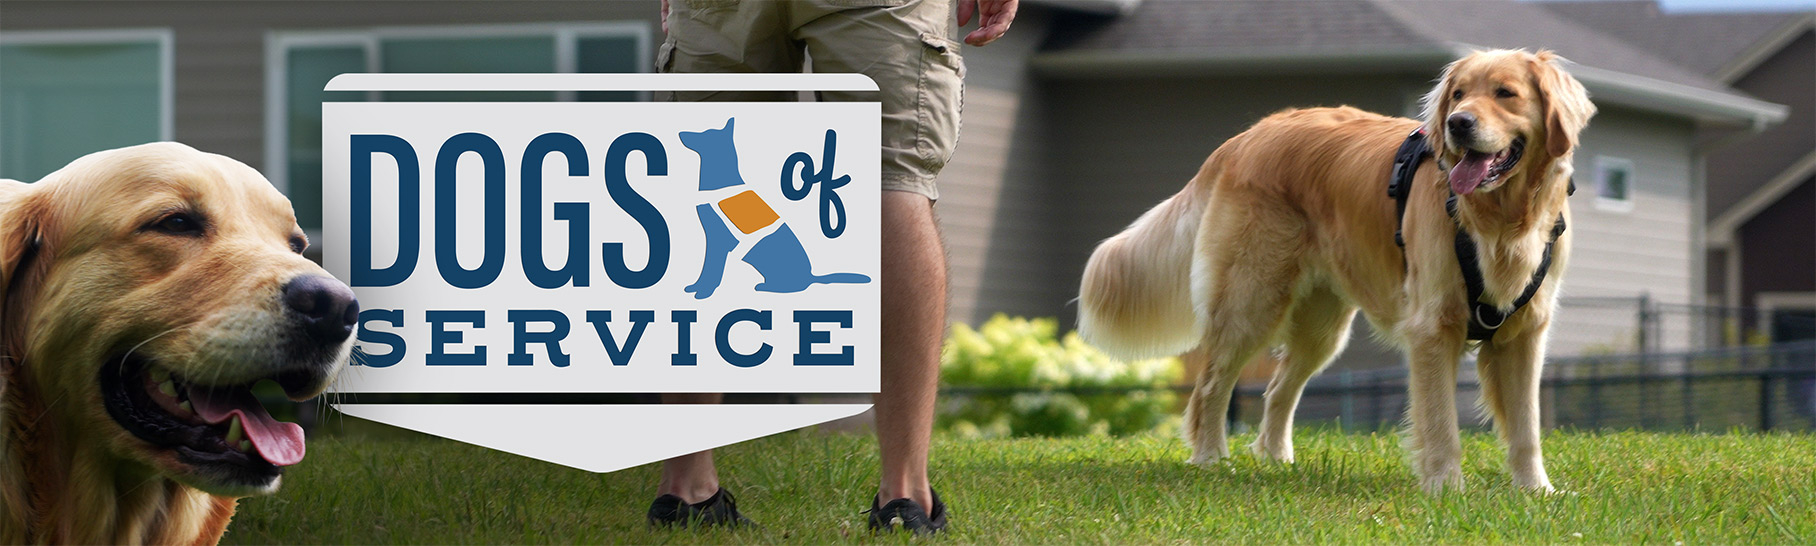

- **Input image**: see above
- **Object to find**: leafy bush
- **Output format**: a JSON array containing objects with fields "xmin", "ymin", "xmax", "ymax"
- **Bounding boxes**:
[{"xmin": 939, "ymin": 314, "xmax": 1183, "ymax": 438}]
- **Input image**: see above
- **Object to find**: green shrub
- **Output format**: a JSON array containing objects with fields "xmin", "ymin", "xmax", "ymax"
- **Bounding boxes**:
[{"xmin": 939, "ymin": 314, "xmax": 1183, "ymax": 438}]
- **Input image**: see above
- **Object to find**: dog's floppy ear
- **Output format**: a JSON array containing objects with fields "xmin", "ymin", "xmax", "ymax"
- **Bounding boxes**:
[
  {"xmin": 1419, "ymin": 56, "xmax": 1463, "ymax": 163},
  {"xmin": 1532, "ymin": 51, "xmax": 1596, "ymax": 159},
  {"xmin": 0, "ymin": 180, "xmax": 44, "ymax": 357}
]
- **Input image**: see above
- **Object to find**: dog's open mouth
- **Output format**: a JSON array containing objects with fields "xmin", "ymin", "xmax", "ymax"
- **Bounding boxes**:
[
  {"xmin": 101, "ymin": 354, "xmax": 315, "ymax": 479},
  {"xmin": 1448, "ymin": 137, "xmax": 1525, "ymax": 195}
]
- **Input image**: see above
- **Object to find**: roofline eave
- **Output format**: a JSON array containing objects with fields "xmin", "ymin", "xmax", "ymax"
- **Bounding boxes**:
[
  {"xmin": 1030, "ymin": 46, "xmax": 1460, "ymax": 78},
  {"xmin": 1032, "ymin": 46, "xmax": 1790, "ymax": 128},
  {"xmin": 1711, "ymin": 13, "xmax": 1815, "ymax": 84},
  {"xmin": 1567, "ymin": 63, "xmax": 1790, "ymax": 130}
]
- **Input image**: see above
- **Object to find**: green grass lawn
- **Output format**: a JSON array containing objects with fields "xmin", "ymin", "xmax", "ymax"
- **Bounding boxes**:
[{"xmin": 223, "ymin": 420, "xmax": 1816, "ymax": 544}]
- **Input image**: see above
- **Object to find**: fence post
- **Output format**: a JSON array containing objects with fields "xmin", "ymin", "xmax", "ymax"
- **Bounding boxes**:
[
  {"xmin": 1760, "ymin": 370, "xmax": 1775, "ymax": 431},
  {"xmin": 1370, "ymin": 381, "xmax": 1383, "ymax": 430},
  {"xmin": 1639, "ymin": 294, "xmax": 1654, "ymax": 429},
  {"xmin": 1638, "ymin": 293, "xmax": 1652, "ymax": 354},
  {"xmin": 1589, "ymin": 357, "xmax": 1603, "ymax": 429},
  {"xmin": 1682, "ymin": 351, "xmax": 1695, "ymax": 430},
  {"xmin": 1339, "ymin": 370, "xmax": 1354, "ymax": 432}
]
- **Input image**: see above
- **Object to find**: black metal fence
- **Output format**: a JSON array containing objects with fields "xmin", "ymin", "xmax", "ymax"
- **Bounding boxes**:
[
  {"xmin": 939, "ymin": 340, "xmax": 1816, "ymax": 433},
  {"xmin": 1240, "ymin": 340, "xmax": 1816, "ymax": 432}
]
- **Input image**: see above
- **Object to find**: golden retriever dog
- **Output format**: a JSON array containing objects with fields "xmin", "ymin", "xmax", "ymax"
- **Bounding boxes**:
[
  {"xmin": 0, "ymin": 143, "xmax": 358, "ymax": 543},
  {"xmin": 1079, "ymin": 49, "xmax": 1594, "ymax": 492}
]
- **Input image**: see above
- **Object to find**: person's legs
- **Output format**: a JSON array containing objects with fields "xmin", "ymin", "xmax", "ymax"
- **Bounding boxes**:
[
  {"xmin": 794, "ymin": 0, "xmax": 960, "ymax": 514},
  {"xmin": 874, "ymin": 191, "xmax": 946, "ymax": 510},
  {"xmin": 655, "ymin": 393, "xmax": 724, "ymax": 504},
  {"xmin": 650, "ymin": 0, "xmax": 799, "ymax": 520}
]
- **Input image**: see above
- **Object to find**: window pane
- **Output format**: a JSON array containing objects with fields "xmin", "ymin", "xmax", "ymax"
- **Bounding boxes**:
[
  {"xmin": 288, "ymin": 45, "xmax": 368, "ymax": 231},
  {"xmin": 577, "ymin": 35, "xmax": 640, "ymax": 102},
  {"xmin": 0, "ymin": 41, "xmax": 162, "ymax": 182},
  {"xmin": 380, "ymin": 37, "xmax": 555, "ymax": 102},
  {"xmin": 1601, "ymin": 167, "xmax": 1629, "ymax": 201}
]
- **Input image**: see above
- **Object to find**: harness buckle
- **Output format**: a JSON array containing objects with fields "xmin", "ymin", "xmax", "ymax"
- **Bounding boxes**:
[{"xmin": 1473, "ymin": 304, "xmax": 1506, "ymax": 332}]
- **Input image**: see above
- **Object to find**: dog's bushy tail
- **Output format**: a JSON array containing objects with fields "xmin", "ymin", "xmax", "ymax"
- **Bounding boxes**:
[{"xmin": 1078, "ymin": 182, "xmax": 1209, "ymax": 359}]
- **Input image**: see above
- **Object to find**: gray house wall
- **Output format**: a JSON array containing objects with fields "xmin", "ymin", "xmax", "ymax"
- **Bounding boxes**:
[
  {"xmin": 0, "ymin": 0, "xmax": 1049, "ymax": 330},
  {"xmin": 1718, "ymin": 31, "xmax": 1815, "ymax": 325},
  {"xmin": 930, "ymin": 9, "xmax": 1056, "ymax": 327},
  {"xmin": 1707, "ymin": 32, "xmax": 1814, "ymax": 218},
  {"xmin": 0, "ymin": 1, "xmax": 664, "ymax": 174},
  {"xmin": 1739, "ymin": 179, "xmax": 1815, "ymax": 307},
  {"xmin": 0, "ymin": 1, "xmax": 1724, "ymax": 361}
]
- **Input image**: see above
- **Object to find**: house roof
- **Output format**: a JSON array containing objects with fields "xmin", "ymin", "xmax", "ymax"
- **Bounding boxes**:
[
  {"xmin": 1536, "ymin": 1, "xmax": 1802, "ymax": 80},
  {"xmin": 1033, "ymin": 0, "xmax": 1789, "ymax": 128},
  {"xmin": 1043, "ymin": 0, "xmax": 1433, "ymax": 55}
]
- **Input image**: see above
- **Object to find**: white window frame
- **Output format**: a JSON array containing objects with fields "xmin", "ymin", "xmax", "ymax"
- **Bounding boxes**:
[
  {"xmin": 1594, "ymin": 156, "xmax": 1636, "ymax": 213},
  {"xmin": 0, "ymin": 28, "xmax": 175, "ymax": 173},
  {"xmin": 263, "ymin": 21, "xmax": 651, "ymax": 196}
]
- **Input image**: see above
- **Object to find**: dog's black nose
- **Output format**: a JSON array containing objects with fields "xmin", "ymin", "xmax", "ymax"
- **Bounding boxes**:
[
  {"xmin": 283, "ymin": 275, "xmax": 360, "ymax": 345},
  {"xmin": 1446, "ymin": 112, "xmax": 1477, "ymax": 138}
]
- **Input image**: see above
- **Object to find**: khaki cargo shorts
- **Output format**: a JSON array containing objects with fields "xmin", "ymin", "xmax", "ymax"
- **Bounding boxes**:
[{"xmin": 658, "ymin": 0, "xmax": 965, "ymax": 200}]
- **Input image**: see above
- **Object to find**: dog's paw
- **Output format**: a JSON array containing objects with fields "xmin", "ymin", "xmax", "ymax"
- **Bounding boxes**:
[
  {"xmin": 1248, "ymin": 439, "xmax": 1294, "ymax": 464},
  {"xmin": 1514, "ymin": 475, "xmax": 1555, "ymax": 494},
  {"xmin": 1187, "ymin": 450, "xmax": 1228, "ymax": 467},
  {"xmin": 1418, "ymin": 470, "xmax": 1465, "ymax": 494}
]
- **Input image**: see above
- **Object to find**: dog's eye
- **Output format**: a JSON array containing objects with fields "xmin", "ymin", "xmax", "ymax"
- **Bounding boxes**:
[
  {"xmin": 289, "ymin": 236, "xmax": 308, "ymax": 254},
  {"xmin": 1450, "ymin": 89, "xmax": 1463, "ymax": 101},
  {"xmin": 1496, "ymin": 87, "xmax": 1517, "ymax": 99},
  {"xmin": 151, "ymin": 213, "xmax": 203, "ymax": 236}
]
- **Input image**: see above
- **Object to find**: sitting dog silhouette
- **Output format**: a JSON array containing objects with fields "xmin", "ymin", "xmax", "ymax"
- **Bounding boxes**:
[{"xmin": 678, "ymin": 118, "xmax": 868, "ymax": 299}]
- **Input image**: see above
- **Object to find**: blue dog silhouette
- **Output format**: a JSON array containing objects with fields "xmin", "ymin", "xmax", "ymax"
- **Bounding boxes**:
[{"xmin": 679, "ymin": 118, "xmax": 868, "ymax": 299}]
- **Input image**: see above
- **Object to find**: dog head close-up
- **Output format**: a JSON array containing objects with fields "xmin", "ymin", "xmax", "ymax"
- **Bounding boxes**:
[
  {"xmin": 0, "ymin": 142, "xmax": 356, "ymax": 542},
  {"xmin": 1422, "ymin": 49, "xmax": 1596, "ymax": 196}
]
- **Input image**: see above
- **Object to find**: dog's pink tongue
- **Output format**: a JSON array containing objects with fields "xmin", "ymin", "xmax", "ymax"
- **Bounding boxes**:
[
  {"xmin": 1449, "ymin": 151, "xmax": 1492, "ymax": 195},
  {"xmin": 189, "ymin": 388, "xmax": 306, "ymax": 466}
]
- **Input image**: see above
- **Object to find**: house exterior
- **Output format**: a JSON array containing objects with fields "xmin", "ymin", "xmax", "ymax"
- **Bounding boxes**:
[
  {"xmin": 0, "ymin": 0, "xmax": 1799, "ymax": 369},
  {"xmin": 994, "ymin": 0, "xmax": 1790, "ymax": 365},
  {"xmin": 1541, "ymin": 1, "xmax": 1816, "ymax": 344}
]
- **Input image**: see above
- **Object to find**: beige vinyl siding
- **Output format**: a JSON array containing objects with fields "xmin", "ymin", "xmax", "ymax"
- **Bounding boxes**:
[
  {"xmin": 1554, "ymin": 107, "xmax": 1699, "ymax": 354},
  {"xmin": 928, "ymin": 13, "xmax": 1052, "ymax": 326}
]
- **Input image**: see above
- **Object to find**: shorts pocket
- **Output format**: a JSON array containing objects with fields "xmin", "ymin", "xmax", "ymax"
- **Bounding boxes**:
[
  {"xmin": 918, "ymin": 33, "xmax": 966, "ymax": 79},
  {"xmin": 916, "ymin": 32, "xmax": 965, "ymax": 171},
  {"xmin": 654, "ymin": 39, "xmax": 676, "ymax": 74}
]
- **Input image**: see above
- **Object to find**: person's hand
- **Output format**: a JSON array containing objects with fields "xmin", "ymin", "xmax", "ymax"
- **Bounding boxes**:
[
  {"xmin": 958, "ymin": 0, "xmax": 1018, "ymax": 46},
  {"xmin": 661, "ymin": 0, "xmax": 670, "ymax": 33}
]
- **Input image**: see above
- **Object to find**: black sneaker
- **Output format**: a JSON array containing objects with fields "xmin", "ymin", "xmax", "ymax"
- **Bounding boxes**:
[
  {"xmin": 647, "ymin": 488, "xmax": 753, "ymax": 528},
  {"xmin": 866, "ymin": 488, "xmax": 948, "ymax": 535}
]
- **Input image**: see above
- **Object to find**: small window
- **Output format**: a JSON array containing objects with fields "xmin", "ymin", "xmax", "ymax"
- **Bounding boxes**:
[
  {"xmin": 1594, "ymin": 157, "xmax": 1634, "ymax": 212},
  {"xmin": 0, "ymin": 30, "xmax": 172, "ymax": 183}
]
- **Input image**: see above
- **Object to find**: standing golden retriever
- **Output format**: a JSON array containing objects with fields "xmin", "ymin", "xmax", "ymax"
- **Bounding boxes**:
[
  {"xmin": 1079, "ymin": 49, "xmax": 1594, "ymax": 492},
  {"xmin": 0, "ymin": 143, "xmax": 358, "ymax": 543}
]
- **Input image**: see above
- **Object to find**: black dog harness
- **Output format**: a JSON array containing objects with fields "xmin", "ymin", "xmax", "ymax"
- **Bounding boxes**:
[{"xmin": 1388, "ymin": 128, "xmax": 1569, "ymax": 341}]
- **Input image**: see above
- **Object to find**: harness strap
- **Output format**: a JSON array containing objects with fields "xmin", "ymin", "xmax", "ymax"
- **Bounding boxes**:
[
  {"xmin": 1447, "ymin": 196, "xmax": 1566, "ymax": 340},
  {"xmin": 1388, "ymin": 128, "xmax": 1430, "ymax": 250},
  {"xmin": 1387, "ymin": 127, "xmax": 1572, "ymax": 342}
]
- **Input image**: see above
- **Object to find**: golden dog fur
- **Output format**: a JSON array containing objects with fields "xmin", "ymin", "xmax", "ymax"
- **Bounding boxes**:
[
  {"xmin": 1079, "ymin": 50, "xmax": 1595, "ymax": 492},
  {"xmin": 0, "ymin": 143, "xmax": 351, "ymax": 543}
]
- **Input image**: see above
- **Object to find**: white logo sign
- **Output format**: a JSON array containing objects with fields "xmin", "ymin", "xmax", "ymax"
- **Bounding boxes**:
[{"xmin": 322, "ymin": 74, "xmax": 880, "ymax": 472}]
